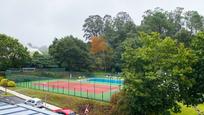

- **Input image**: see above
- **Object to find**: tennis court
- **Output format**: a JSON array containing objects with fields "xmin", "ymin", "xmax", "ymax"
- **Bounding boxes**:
[{"xmin": 17, "ymin": 78, "xmax": 123, "ymax": 102}]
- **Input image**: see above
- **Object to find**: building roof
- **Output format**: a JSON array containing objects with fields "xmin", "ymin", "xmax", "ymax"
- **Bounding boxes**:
[{"xmin": 0, "ymin": 101, "xmax": 59, "ymax": 115}]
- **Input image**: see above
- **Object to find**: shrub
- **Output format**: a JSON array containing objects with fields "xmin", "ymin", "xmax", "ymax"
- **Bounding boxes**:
[
  {"xmin": 77, "ymin": 99, "xmax": 111, "ymax": 115},
  {"xmin": 7, "ymin": 81, "xmax": 16, "ymax": 87},
  {"xmin": 110, "ymin": 91, "xmax": 131, "ymax": 115},
  {"xmin": 0, "ymin": 79, "xmax": 8, "ymax": 87},
  {"xmin": 0, "ymin": 76, "xmax": 4, "ymax": 81}
]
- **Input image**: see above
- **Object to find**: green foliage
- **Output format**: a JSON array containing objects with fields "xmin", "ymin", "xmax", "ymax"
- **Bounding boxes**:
[
  {"xmin": 138, "ymin": 7, "xmax": 204, "ymax": 47},
  {"xmin": 83, "ymin": 12, "xmax": 137, "ymax": 72},
  {"xmin": 31, "ymin": 51, "xmax": 57, "ymax": 68},
  {"xmin": 49, "ymin": 36, "xmax": 93, "ymax": 71},
  {"xmin": 7, "ymin": 81, "xmax": 16, "ymax": 87},
  {"xmin": 0, "ymin": 76, "xmax": 4, "ymax": 81},
  {"xmin": 0, "ymin": 76, "xmax": 15, "ymax": 87},
  {"xmin": 110, "ymin": 92, "xmax": 130, "ymax": 115},
  {"xmin": 139, "ymin": 8, "xmax": 173, "ymax": 37},
  {"xmin": 175, "ymin": 28, "xmax": 192, "ymax": 47},
  {"xmin": 83, "ymin": 15, "xmax": 104, "ymax": 40},
  {"xmin": 184, "ymin": 11, "xmax": 204, "ymax": 34},
  {"xmin": 182, "ymin": 32, "xmax": 204, "ymax": 105},
  {"xmin": 0, "ymin": 79, "xmax": 8, "ymax": 87},
  {"xmin": 0, "ymin": 34, "xmax": 30, "ymax": 71},
  {"xmin": 117, "ymin": 32, "xmax": 197, "ymax": 114}
]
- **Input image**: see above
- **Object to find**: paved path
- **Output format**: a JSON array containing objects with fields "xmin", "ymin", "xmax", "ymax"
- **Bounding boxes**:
[{"xmin": 0, "ymin": 86, "xmax": 61, "ymax": 110}]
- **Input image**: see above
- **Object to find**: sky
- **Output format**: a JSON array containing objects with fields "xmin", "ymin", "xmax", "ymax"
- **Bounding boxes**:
[{"xmin": 0, "ymin": 0, "xmax": 204, "ymax": 47}]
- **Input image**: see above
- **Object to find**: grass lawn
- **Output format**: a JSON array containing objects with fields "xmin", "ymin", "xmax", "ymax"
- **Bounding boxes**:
[
  {"xmin": 91, "ymin": 71, "xmax": 111, "ymax": 78},
  {"xmin": 171, "ymin": 103, "xmax": 204, "ymax": 115},
  {"xmin": 9, "ymin": 87, "xmax": 111, "ymax": 115}
]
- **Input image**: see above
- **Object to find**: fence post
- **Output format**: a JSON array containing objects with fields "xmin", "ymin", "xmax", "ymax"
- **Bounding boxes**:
[
  {"xmin": 57, "ymin": 80, "xmax": 59, "ymax": 93},
  {"xmin": 43, "ymin": 84, "xmax": 44, "ymax": 91},
  {"xmin": 68, "ymin": 87, "xmax": 69, "ymax": 95},
  {"xmin": 48, "ymin": 79, "xmax": 49, "ymax": 92},
  {"xmin": 74, "ymin": 88, "xmax": 75, "ymax": 96},
  {"xmin": 38, "ymin": 80, "xmax": 40, "ymax": 90},
  {"xmin": 67, "ymin": 79, "xmax": 69, "ymax": 95},
  {"xmin": 94, "ymin": 82, "xmax": 95, "ymax": 99},
  {"xmin": 102, "ymin": 91, "xmax": 103, "ymax": 101},
  {"xmin": 110, "ymin": 77, "xmax": 111, "ymax": 99},
  {"xmin": 80, "ymin": 87, "xmax": 82, "ymax": 97},
  {"xmin": 119, "ymin": 85, "xmax": 121, "ymax": 91},
  {"xmin": 87, "ymin": 90, "xmax": 88, "ymax": 98},
  {"xmin": 80, "ymin": 80, "xmax": 82, "ymax": 97}
]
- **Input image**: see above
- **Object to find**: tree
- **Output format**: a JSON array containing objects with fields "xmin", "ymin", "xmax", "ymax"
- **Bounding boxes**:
[
  {"xmin": 139, "ymin": 8, "xmax": 174, "ymax": 37},
  {"xmin": 31, "ymin": 51, "xmax": 57, "ymax": 68},
  {"xmin": 0, "ymin": 34, "xmax": 30, "ymax": 71},
  {"xmin": 90, "ymin": 36, "xmax": 112, "ymax": 71},
  {"xmin": 185, "ymin": 32, "xmax": 204, "ymax": 106},
  {"xmin": 49, "ymin": 36, "xmax": 93, "ymax": 71},
  {"xmin": 110, "ymin": 12, "xmax": 137, "ymax": 72},
  {"xmin": 111, "ymin": 11, "xmax": 137, "ymax": 48},
  {"xmin": 184, "ymin": 11, "xmax": 204, "ymax": 34},
  {"xmin": 138, "ymin": 7, "xmax": 204, "ymax": 47},
  {"xmin": 90, "ymin": 36, "xmax": 108, "ymax": 54},
  {"xmin": 83, "ymin": 15, "xmax": 104, "ymax": 40},
  {"xmin": 168, "ymin": 7, "xmax": 184, "ymax": 35},
  {"xmin": 83, "ymin": 12, "xmax": 137, "ymax": 72},
  {"xmin": 114, "ymin": 32, "xmax": 196, "ymax": 114},
  {"xmin": 175, "ymin": 28, "xmax": 192, "ymax": 46},
  {"xmin": 103, "ymin": 15, "xmax": 114, "ymax": 40}
]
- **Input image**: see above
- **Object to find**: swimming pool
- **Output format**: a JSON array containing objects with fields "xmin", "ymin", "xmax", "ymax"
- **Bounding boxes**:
[{"xmin": 87, "ymin": 78, "xmax": 124, "ymax": 84}]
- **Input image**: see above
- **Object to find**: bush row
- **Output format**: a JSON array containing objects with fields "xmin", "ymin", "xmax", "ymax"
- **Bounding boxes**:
[{"xmin": 0, "ymin": 76, "xmax": 16, "ymax": 87}]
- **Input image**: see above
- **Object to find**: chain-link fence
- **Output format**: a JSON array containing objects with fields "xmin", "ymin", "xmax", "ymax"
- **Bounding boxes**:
[{"xmin": 6, "ymin": 68, "xmax": 123, "ymax": 102}]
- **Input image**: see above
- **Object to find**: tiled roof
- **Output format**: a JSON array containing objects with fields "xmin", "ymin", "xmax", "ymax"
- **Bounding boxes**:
[{"xmin": 0, "ymin": 102, "xmax": 58, "ymax": 115}]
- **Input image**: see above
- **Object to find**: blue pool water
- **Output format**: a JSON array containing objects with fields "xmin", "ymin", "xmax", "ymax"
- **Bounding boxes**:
[{"xmin": 87, "ymin": 78, "xmax": 124, "ymax": 84}]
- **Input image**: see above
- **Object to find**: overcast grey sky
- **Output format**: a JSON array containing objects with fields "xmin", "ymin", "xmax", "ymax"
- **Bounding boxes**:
[{"xmin": 0, "ymin": 0, "xmax": 204, "ymax": 46}]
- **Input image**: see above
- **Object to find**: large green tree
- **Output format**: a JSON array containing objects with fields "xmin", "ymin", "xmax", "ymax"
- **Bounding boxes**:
[
  {"xmin": 184, "ymin": 32, "xmax": 204, "ymax": 106},
  {"xmin": 0, "ymin": 34, "xmax": 30, "ymax": 70},
  {"xmin": 49, "ymin": 36, "xmax": 93, "ymax": 71},
  {"xmin": 113, "ymin": 33, "xmax": 197, "ymax": 114},
  {"xmin": 138, "ymin": 7, "xmax": 204, "ymax": 47},
  {"xmin": 83, "ymin": 12, "xmax": 137, "ymax": 72},
  {"xmin": 83, "ymin": 15, "xmax": 104, "ymax": 40},
  {"xmin": 139, "ymin": 8, "xmax": 173, "ymax": 37},
  {"xmin": 31, "ymin": 51, "xmax": 57, "ymax": 68},
  {"xmin": 109, "ymin": 12, "xmax": 137, "ymax": 72},
  {"xmin": 185, "ymin": 11, "xmax": 204, "ymax": 34}
]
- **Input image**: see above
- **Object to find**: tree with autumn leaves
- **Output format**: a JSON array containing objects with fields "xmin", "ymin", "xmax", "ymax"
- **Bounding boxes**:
[{"xmin": 89, "ymin": 36, "xmax": 113, "ymax": 72}]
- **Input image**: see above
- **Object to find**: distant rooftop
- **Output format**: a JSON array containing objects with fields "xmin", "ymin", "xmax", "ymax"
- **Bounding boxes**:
[{"xmin": 0, "ymin": 101, "xmax": 58, "ymax": 115}]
